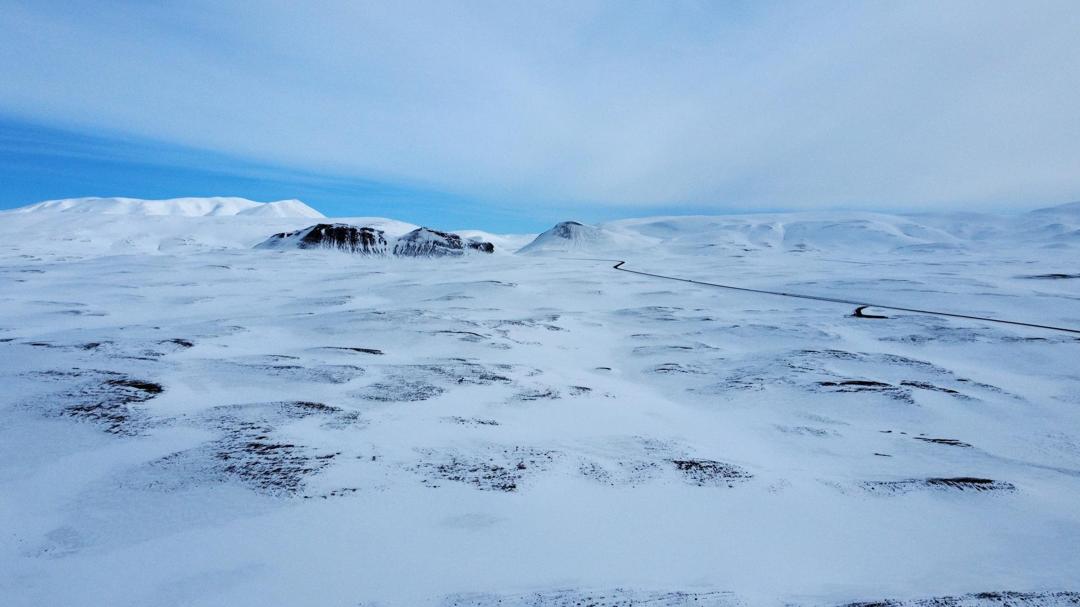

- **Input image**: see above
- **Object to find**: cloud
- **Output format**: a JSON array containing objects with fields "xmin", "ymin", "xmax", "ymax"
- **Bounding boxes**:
[{"xmin": 1, "ymin": 0, "xmax": 1078, "ymax": 211}]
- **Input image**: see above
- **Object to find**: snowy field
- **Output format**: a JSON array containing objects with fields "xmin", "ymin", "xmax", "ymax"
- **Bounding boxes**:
[{"xmin": 1, "ymin": 198, "xmax": 1079, "ymax": 606}]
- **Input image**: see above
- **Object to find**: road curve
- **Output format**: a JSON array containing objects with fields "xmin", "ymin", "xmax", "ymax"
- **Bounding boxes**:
[{"xmin": 571, "ymin": 258, "xmax": 1080, "ymax": 336}]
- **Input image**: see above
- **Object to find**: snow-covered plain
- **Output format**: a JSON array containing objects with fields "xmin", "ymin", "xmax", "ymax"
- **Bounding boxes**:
[{"xmin": 1, "ymin": 198, "xmax": 1079, "ymax": 606}]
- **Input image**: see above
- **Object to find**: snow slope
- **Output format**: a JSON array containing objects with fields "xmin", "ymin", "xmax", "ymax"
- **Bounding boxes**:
[
  {"xmin": 515, "ymin": 204, "xmax": 1079, "ymax": 256},
  {"xmin": 515, "ymin": 220, "xmax": 626, "ymax": 255},
  {"xmin": 0, "ymin": 198, "xmax": 422, "ymax": 257},
  {"xmin": 7, "ymin": 196, "xmax": 325, "ymax": 217},
  {"xmin": 235, "ymin": 199, "xmax": 324, "ymax": 218},
  {"xmin": 1, "ymin": 200, "xmax": 1079, "ymax": 606}
]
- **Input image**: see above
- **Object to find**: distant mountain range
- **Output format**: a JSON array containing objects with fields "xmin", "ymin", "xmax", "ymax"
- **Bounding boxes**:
[
  {"xmin": 7, "ymin": 196, "xmax": 325, "ymax": 218},
  {"xmin": 256, "ymin": 224, "xmax": 495, "ymax": 257},
  {"xmin": 2, "ymin": 196, "xmax": 1077, "ymax": 257}
]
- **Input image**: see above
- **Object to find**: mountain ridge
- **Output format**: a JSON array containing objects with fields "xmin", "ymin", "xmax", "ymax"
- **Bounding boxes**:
[{"xmin": 4, "ymin": 196, "xmax": 325, "ymax": 218}]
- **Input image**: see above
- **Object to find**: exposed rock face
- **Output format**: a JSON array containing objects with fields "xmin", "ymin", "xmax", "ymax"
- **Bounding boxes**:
[
  {"xmin": 256, "ymin": 224, "xmax": 389, "ymax": 254},
  {"xmin": 466, "ymin": 240, "xmax": 495, "ymax": 253},
  {"xmin": 551, "ymin": 221, "xmax": 586, "ymax": 238},
  {"xmin": 256, "ymin": 224, "xmax": 495, "ymax": 257},
  {"xmin": 393, "ymin": 227, "xmax": 495, "ymax": 257}
]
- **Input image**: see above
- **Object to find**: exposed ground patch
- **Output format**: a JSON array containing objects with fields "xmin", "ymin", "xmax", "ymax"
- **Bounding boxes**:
[
  {"xmin": 139, "ymin": 401, "xmax": 361, "ymax": 496},
  {"xmin": 413, "ymin": 446, "xmax": 561, "ymax": 492},
  {"xmin": 25, "ymin": 369, "xmax": 164, "ymax": 435},
  {"xmin": 440, "ymin": 589, "xmax": 740, "ymax": 606},
  {"xmin": 841, "ymin": 590, "xmax": 1080, "ymax": 606},
  {"xmin": 863, "ymin": 477, "xmax": 1015, "ymax": 494}
]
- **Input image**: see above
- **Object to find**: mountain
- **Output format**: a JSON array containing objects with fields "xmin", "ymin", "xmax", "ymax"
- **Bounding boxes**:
[
  {"xmin": 608, "ymin": 213, "xmax": 967, "ymax": 254},
  {"xmin": 1028, "ymin": 201, "xmax": 1080, "ymax": 216},
  {"xmin": 454, "ymin": 229, "xmax": 536, "ymax": 254},
  {"xmin": 255, "ymin": 223, "xmax": 390, "ymax": 254},
  {"xmin": 256, "ymin": 224, "xmax": 495, "ymax": 257},
  {"xmin": 515, "ymin": 221, "xmax": 624, "ymax": 255},
  {"xmin": 4, "ymin": 196, "xmax": 325, "ymax": 218},
  {"xmin": 516, "ymin": 210, "xmax": 1080, "ymax": 256},
  {"xmin": 393, "ymin": 227, "xmax": 494, "ymax": 256},
  {"xmin": 235, "ymin": 199, "xmax": 324, "ymax": 218},
  {"xmin": 2, "ymin": 196, "xmax": 1076, "ymax": 260}
]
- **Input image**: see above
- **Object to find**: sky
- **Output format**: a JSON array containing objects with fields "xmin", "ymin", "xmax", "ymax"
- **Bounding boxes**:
[{"xmin": 1, "ymin": 1, "xmax": 1079, "ymax": 231}]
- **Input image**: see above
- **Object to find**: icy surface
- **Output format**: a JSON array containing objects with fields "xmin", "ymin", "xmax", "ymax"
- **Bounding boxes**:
[{"xmin": 1, "ymin": 201, "xmax": 1079, "ymax": 606}]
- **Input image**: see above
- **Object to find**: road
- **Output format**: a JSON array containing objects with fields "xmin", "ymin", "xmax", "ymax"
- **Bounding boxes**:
[{"xmin": 571, "ymin": 258, "xmax": 1080, "ymax": 336}]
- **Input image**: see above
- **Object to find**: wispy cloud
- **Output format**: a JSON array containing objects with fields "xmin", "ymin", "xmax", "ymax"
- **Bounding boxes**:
[{"xmin": 2, "ymin": 1, "xmax": 1078, "ymax": 211}]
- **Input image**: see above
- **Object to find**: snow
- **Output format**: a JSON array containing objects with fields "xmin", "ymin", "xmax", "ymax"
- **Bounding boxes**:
[
  {"xmin": 509, "ymin": 205, "xmax": 1080, "ymax": 258},
  {"xmin": 515, "ymin": 220, "xmax": 637, "ymax": 255},
  {"xmin": 455, "ymin": 229, "xmax": 536, "ymax": 255},
  {"xmin": 1, "ymin": 199, "xmax": 1079, "ymax": 606},
  {"xmin": 235, "ymin": 199, "xmax": 324, "ymax": 218},
  {"xmin": 6, "ymin": 196, "xmax": 325, "ymax": 218}
]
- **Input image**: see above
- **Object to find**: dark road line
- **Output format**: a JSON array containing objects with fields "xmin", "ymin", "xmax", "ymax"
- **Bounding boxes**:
[{"xmin": 565, "ymin": 257, "xmax": 1080, "ymax": 336}]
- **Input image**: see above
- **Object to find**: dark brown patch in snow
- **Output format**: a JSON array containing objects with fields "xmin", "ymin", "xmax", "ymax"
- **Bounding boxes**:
[
  {"xmin": 841, "ymin": 590, "xmax": 1080, "ymax": 606},
  {"xmin": 442, "ymin": 588, "xmax": 740, "ymax": 606},
  {"xmin": 671, "ymin": 459, "xmax": 753, "ymax": 487},
  {"xmin": 864, "ymin": 477, "xmax": 1015, "ymax": 494},
  {"xmin": 913, "ymin": 437, "xmax": 972, "ymax": 448},
  {"xmin": 146, "ymin": 401, "xmax": 361, "ymax": 496},
  {"xmin": 26, "ymin": 370, "xmax": 164, "ymax": 435},
  {"xmin": 414, "ymin": 447, "xmax": 560, "ymax": 492}
]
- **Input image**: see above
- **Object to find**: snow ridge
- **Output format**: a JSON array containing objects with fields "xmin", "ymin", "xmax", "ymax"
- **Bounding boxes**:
[{"xmin": 5, "ymin": 196, "xmax": 325, "ymax": 218}]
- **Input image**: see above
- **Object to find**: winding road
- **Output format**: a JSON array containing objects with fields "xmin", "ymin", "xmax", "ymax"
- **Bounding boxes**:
[{"xmin": 572, "ymin": 258, "xmax": 1080, "ymax": 336}]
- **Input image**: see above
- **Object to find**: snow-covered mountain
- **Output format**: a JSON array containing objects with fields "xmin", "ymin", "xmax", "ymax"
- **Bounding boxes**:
[
  {"xmin": 256, "ymin": 223, "xmax": 496, "ymax": 256},
  {"xmin": 0, "ymin": 198, "xmax": 422, "ymax": 257},
  {"xmin": 3, "ymin": 197, "xmax": 1076, "ymax": 259},
  {"xmin": 393, "ymin": 227, "xmax": 495, "ymax": 256},
  {"xmin": 7, "ymin": 196, "xmax": 325, "ymax": 218},
  {"xmin": 256, "ymin": 223, "xmax": 392, "ymax": 254},
  {"xmin": 455, "ymin": 229, "xmax": 536, "ymax": 255},
  {"xmin": 236, "ymin": 199, "xmax": 324, "ymax": 218},
  {"xmin": 515, "ymin": 221, "xmax": 629, "ymax": 255},
  {"xmin": 515, "ymin": 203, "xmax": 1080, "ymax": 256}
]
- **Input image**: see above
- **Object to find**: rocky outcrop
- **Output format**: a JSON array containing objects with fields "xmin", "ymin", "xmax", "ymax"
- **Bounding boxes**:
[
  {"xmin": 549, "ymin": 221, "xmax": 587, "ymax": 238},
  {"xmin": 393, "ymin": 227, "xmax": 494, "ymax": 257},
  {"xmin": 467, "ymin": 240, "xmax": 495, "ymax": 253},
  {"xmin": 257, "ymin": 224, "xmax": 494, "ymax": 257},
  {"xmin": 256, "ymin": 223, "xmax": 390, "ymax": 254},
  {"xmin": 394, "ymin": 228, "xmax": 465, "ymax": 257}
]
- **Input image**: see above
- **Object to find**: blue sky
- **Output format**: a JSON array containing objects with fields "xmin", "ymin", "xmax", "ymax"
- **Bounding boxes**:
[
  {"xmin": 0, "ymin": 116, "xmax": 747, "ymax": 232},
  {"xmin": 1, "ymin": 1, "xmax": 1078, "ymax": 231},
  {"xmin": 0, "ymin": 117, "xmax": 554, "ymax": 231}
]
